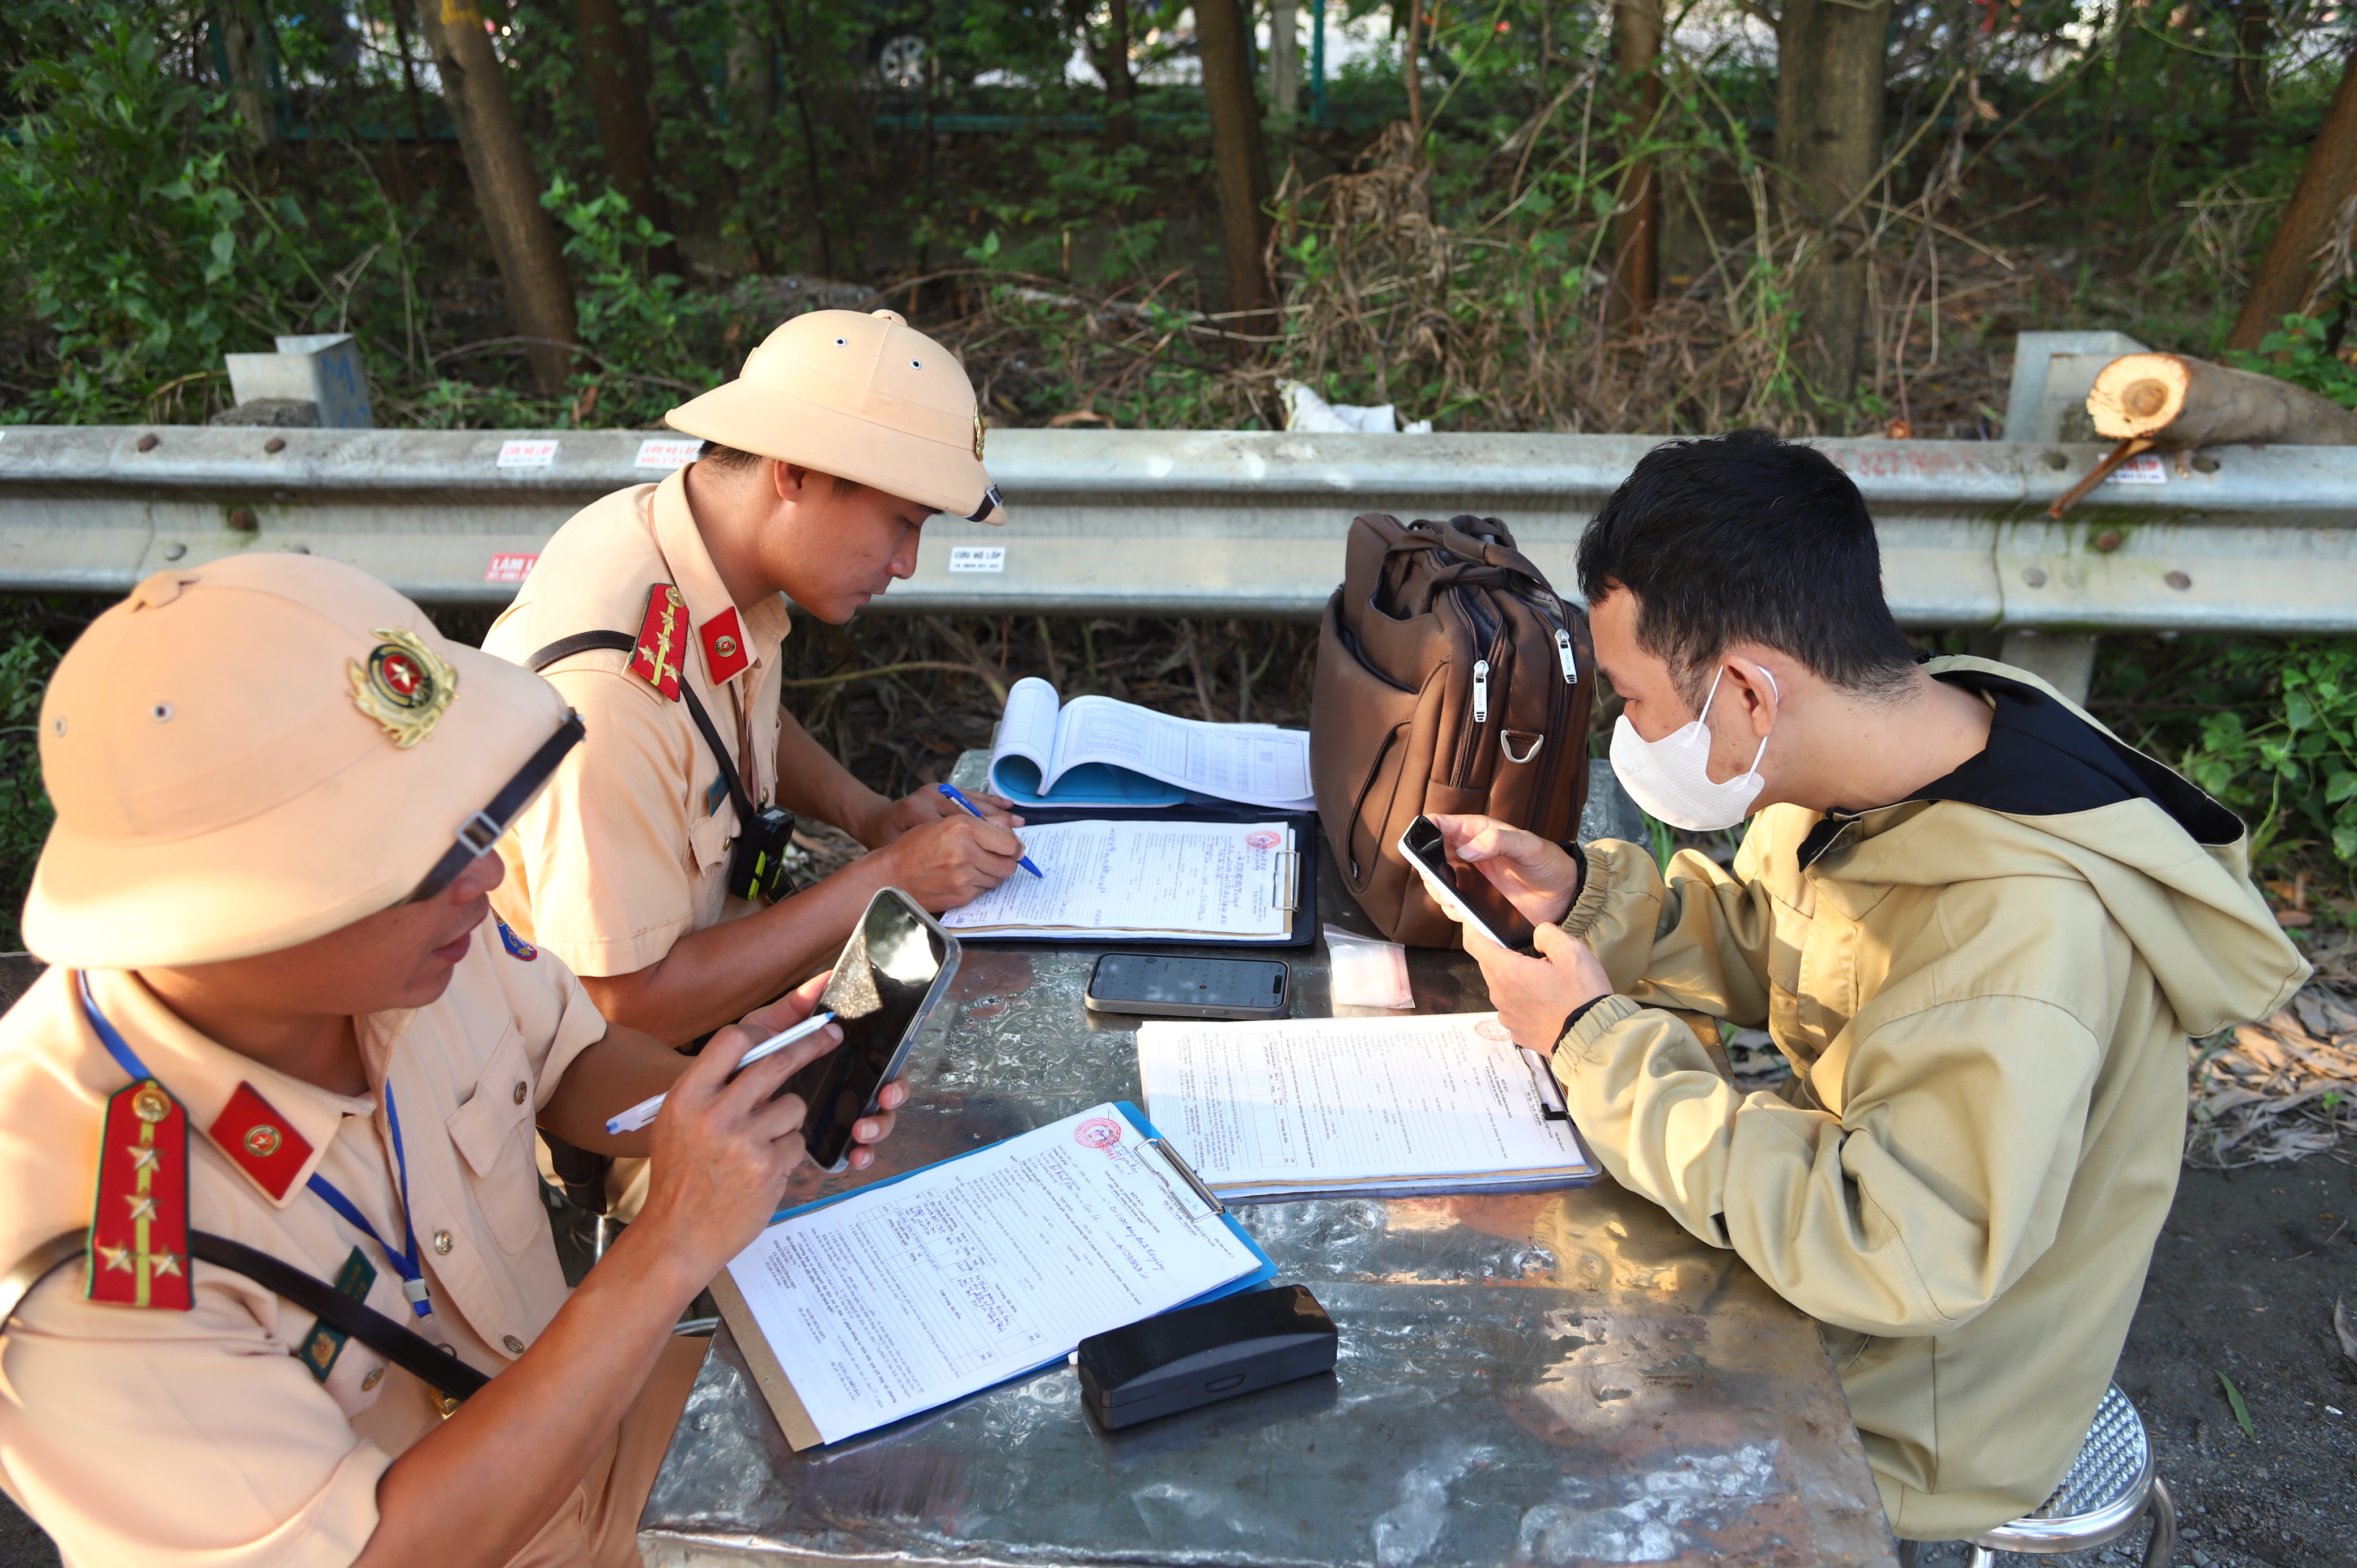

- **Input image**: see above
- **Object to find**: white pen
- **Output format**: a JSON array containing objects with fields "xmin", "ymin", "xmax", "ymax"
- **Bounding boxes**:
[{"xmin": 603, "ymin": 1011, "xmax": 839, "ymax": 1136}]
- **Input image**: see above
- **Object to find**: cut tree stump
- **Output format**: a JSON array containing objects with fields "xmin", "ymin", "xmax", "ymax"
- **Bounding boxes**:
[{"xmin": 2088, "ymin": 352, "xmax": 2357, "ymax": 448}]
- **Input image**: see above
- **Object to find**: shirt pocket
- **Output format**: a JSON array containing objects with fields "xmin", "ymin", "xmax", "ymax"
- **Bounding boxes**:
[
  {"xmin": 444, "ymin": 1026, "xmax": 544, "ymax": 1256},
  {"xmin": 688, "ymin": 809, "xmax": 733, "ymax": 878}
]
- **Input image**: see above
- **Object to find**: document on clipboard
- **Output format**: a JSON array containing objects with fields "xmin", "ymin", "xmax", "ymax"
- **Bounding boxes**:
[
  {"xmin": 938, "ymin": 819, "xmax": 1299, "ymax": 942},
  {"xmin": 710, "ymin": 1103, "xmax": 1274, "ymax": 1450}
]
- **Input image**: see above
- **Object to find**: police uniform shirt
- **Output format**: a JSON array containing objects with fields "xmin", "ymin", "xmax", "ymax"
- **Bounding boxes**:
[
  {"xmin": 0, "ymin": 928, "xmax": 691, "ymax": 1567},
  {"xmin": 483, "ymin": 468, "xmax": 793, "ymax": 978}
]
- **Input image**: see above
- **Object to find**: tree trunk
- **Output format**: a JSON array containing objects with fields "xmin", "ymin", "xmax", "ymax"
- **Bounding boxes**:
[
  {"xmin": 1604, "ymin": 0, "xmax": 1662, "ymax": 334},
  {"xmin": 575, "ymin": 0, "xmax": 683, "ymax": 277},
  {"xmin": 414, "ymin": 0, "xmax": 578, "ymax": 394},
  {"xmin": 217, "ymin": 0, "xmax": 278, "ymax": 150},
  {"xmin": 2089, "ymin": 352, "xmax": 2357, "ymax": 446},
  {"xmin": 2223, "ymin": 0, "xmax": 2272, "ymax": 169},
  {"xmin": 1773, "ymin": 0, "xmax": 1891, "ymax": 407},
  {"xmin": 1196, "ymin": 0, "xmax": 1277, "ymax": 343},
  {"xmin": 2230, "ymin": 42, "xmax": 2357, "ymax": 350}
]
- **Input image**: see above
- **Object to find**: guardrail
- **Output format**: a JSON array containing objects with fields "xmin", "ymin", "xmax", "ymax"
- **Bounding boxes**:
[{"xmin": 2, "ymin": 425, "xmax": 2352, "ymax": 636}]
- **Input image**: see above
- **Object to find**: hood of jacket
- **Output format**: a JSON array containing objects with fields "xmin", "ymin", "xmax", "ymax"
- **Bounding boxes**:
[{"xmin": 1796, "ymin": 655, "xmax": 2307, "ymax": 1037}]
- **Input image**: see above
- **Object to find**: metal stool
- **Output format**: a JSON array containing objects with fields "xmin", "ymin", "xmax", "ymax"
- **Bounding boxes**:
[{"xmin": 1964, "ymin": 1384, "xmax": 2176, "ymax": 1567}]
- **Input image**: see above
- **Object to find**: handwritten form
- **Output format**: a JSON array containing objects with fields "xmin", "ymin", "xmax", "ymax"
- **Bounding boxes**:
[
  {"xmin": 719, "ymin": 1105, "xmax": 1264, "ymax": 1447},
  {"xmin": 989, "ymin": 677, "xmax": 1314, "ymax": 809},
  {"xmin": 1137, "ymin": 1013, "xmax": 1597, "ymax": 1199},
  {"xmin": 940, "ymin": 820, "xmax": 1295, "ymax": 941}
]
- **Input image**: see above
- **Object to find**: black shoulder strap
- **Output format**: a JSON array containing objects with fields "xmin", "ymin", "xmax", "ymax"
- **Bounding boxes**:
[
  {"xmin": 525, "ymin": 632, "xmax": 756, "ymax": 821},
  {"xmin": 2, "ymin": 1229, "xmax": 489, "ymax": 1403}
]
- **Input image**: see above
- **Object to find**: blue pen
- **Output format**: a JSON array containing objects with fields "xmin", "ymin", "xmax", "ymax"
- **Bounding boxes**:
[{"xmin": 937, "ymin": 782, "xmax": 1044, "ymax": 877}]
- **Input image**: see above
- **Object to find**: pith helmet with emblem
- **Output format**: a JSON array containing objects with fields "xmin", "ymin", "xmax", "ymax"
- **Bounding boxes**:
[
  {"xmin": 664, "ymin": 308, "xmax": 1006, "ymax": 526},
  {"xmin": 24, "ymin": 554, "xmax": 581, "ymax": 969}
]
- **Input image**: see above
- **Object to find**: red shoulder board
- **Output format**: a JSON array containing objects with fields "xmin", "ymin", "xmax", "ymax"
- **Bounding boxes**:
[
  {"xmin": 207, "ymin": 1081, "xmax": 314, "ymax": 1201},
  {"xmin": 700, "ymin": 606, "xmax": 750, "ymax": 685},
  {"xmin": 87, "ymin": 1079, "xmax": 193, "ymax": 1310},
  {"xmin": 628, "ymin": 583, "xmax": 687, "ymax": 701}
]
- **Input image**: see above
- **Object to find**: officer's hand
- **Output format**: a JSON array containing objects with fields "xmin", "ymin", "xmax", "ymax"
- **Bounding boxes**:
[
  {"xmin": 873, "ymin": 813, "xmax": 1023, "ymax": 911},
  {"xmin": 636, "ymin": 974, "xmax": 845, "ymax": 1275},
  {"xmin": 1430, "ymin": 812, "xmax": 1581, "ymax": 926},
  {"xmin": 735, "ymin": 987, "xmax": 909, "ymax": 1170},
  {"xmin": 858, "ymin": 786, "xmax": 1022, "ymax": 849},
  {"xmin": 1457, "ymin": 918, "xmax": 1613, "ymax": 1054}
]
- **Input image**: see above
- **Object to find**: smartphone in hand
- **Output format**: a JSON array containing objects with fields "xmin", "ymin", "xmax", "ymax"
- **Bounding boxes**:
[{"xmin": 1398, "ymin": 815, "xmax": 1539, "ymax": 952}]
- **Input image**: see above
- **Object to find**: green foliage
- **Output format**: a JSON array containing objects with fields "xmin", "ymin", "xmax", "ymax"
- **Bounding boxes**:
[
  {"xmin": 543, "ymin": 174, "xmax": 722, "ymax": 428},
  {"xmin": 2226, "ymin": 314, "xmax": 2357, "ymax": 408},
  {"xmin": 2216, "ymin": 1369, "xmax": 2258, "ymax": 1443},
  {"xmin": 2178, "ymin": 641, "xmax": 2357, "ymax": 866},
  {"xmin": 0, "ymin": 612, "xmax": 59, "ymax": 952}
]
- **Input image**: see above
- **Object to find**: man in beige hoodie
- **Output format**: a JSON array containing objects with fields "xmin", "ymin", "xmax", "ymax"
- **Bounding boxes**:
[{"xmin": 1430, "ymin": 430, "xmax": 2306, "ymax": 1542}]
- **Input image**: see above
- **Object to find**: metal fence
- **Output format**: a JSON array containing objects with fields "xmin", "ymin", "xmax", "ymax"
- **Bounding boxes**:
[{"xmin": 2, "ymin": 425, "xmax": 2352, "ymax": 638}]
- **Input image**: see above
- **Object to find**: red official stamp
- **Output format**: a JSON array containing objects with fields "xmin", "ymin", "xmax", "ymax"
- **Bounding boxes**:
[
  {"xmin": 1074, "ymin": 1117, "xmax": 1123, "ymax": 1153},
  {"xmin": 1474, "ymin": 1017, "xmax": 1513, "ymax": 1042},
  {"xmin": 1246, "ymin": 830, "xmax": 1283, "ymax": 851}
]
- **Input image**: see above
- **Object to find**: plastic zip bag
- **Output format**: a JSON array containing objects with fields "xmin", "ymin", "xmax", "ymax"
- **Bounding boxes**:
[{"xmin": 1325, "ymin": 925, "xmax": 1414, "ymax": 1009}]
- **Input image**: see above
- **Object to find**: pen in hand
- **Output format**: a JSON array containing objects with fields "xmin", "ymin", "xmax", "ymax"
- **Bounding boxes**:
[
  {"xmin": 603, "ymin": 1011, "xmax": 839, "ymax": 1136},
  {"xmin": 935, "ymin": 782, "xmax": 1044, "ymax": 878}
]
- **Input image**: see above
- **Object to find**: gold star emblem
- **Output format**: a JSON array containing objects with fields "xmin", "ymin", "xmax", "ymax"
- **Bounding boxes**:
[
  {"xmin": 124, "ymin": 1144, "xmax": 159, "ymax": 1173},
  {"xmin": 123, "ymin": 1195, "xmax": 156, "ymax": 1221},
  {"xmin": 98, "ymin": 1243, "xmax": 133, "ymax": 1273},
  {"xmin": 348, "ymin": 628, "xmax": 458, "ymax": 749},
  {"xmin": 150, "ymin": 1252, "xmax": 182, "ymax": 1277}
]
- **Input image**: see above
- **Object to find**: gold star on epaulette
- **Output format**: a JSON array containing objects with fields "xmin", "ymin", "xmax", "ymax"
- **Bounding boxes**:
[
  {"xmin": 124, "ymin": 1144, "xmax": 159, "ymax": 1173},
  {"xmin": 98, "ymin": 1243, "xmax": 133, "ymax": 1273},
  {"xmin": 150, "ymin": 1253, "xmax": 182, "ymax": 1277},
  {"xmin": 123, "ymin": 1195, "xmax": 156, "ymax": 1221}
]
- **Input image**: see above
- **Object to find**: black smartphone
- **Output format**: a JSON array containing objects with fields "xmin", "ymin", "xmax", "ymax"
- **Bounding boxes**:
[
  {"xmin": 1397, "ymin": 815, "xmax": 1538, "ymax": 952},
  {"xmin": 780, "ymin": 888, "xmax": 960, "ymax": 1171},
  {"xmin": 1085, "ymin": 954, "xmax": 1291, "ymax": 1021}
]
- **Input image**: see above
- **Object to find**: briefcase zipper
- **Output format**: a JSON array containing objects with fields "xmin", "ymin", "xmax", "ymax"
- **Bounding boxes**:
[
  {"xmin": 1472, "ymin": 659, "xmax": 1490, "ymax": 723},
  {"xmin": 1554, "ymin": 627, "xmax": 1579, "ymax": 683},
  {"xmin": 1527, "ymin": 605, "xmax": 1579, "ymax": 836}
]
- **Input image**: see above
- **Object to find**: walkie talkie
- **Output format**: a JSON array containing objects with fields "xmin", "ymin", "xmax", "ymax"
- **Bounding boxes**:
[{"xmin": 729, "ymin": 804, "xmax": 798, "ymax": 904}]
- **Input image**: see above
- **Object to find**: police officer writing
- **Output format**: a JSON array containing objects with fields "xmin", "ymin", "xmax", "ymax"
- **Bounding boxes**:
[
  {"xmin": 484, "ymin": 307, "xmax": 1025, "ymax": 1049},
  {"xmin": 0, "ymin": 555, "xmax": 904, "ymax": 1567}
]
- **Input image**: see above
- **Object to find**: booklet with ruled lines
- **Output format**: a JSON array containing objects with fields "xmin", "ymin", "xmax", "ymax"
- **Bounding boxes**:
[
  {"xmin": 710, "ymin": 1102, "xmax": 1274, "ymax": 1450},
  {"xmin": 988, "ymin": 676, "xmax": 1315, "ymax": 811},
  {"xmin": 1136, "ymin": 1012, "xmax": 1599, "ymax": 1201}
]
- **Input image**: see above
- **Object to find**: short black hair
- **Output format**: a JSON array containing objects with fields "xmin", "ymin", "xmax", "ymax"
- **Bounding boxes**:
[
  {"xmin": 1575, "ymin": 429, "xmax": 1915, "ymax": 702},
  {"xmin": 697, "ymin": 441, "xmax": 861, "ymax": 496}
]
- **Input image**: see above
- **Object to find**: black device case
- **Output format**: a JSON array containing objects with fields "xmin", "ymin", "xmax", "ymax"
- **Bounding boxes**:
[{"xmin": 1077, "ymin": 1284, "xmax": 1337, "ymax": 1430}]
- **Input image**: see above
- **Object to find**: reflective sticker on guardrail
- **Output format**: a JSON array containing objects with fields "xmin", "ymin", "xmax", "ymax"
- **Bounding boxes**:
[
  {"xmin": 2104, "ymin": 455, "xmax": 2167, "ymax": 485},
  {"xmin": 485, "ymin": 552, "xmax": 539, "ymax": 583},
  {"xmin": 948, "ymin": 546, "xmax": 1006, "ymax": 573},
  {"xmin": 633, "ymin": 438, "xmax": 701, "ymax": 471},
  {"xmin": 497, "ymin": 440, "xmax": 559, "ymax": 469}
]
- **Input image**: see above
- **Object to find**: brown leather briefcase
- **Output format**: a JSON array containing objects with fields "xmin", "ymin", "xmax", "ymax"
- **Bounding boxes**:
[{"xmin": 1311, "ymin": 513, "xmax": 1595, "ymax": 946}]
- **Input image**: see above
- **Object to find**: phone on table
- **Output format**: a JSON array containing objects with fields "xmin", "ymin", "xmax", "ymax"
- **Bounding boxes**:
[
  {"xmin": 780, "ymin": 888, "xmax": 961, "ymax": 1172},
  {"xmin": 1398, "ymin": 815, "xmax": 1538, "ymax": 952},
  {"xmin": 1085, "ymin": 954, "xmax": 1291, "ymax": 1021}
]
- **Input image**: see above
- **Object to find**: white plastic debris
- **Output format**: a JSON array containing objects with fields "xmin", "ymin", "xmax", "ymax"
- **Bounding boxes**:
[{"xmin": 1280, "ymin": 381, "xmax": 1432, "ymax": 435}]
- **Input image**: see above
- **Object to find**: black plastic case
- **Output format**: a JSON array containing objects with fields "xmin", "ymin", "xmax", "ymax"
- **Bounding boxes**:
[{"xmin": 1077, "ymin": 1284, "xmax": 1338, "ymax": 1430}]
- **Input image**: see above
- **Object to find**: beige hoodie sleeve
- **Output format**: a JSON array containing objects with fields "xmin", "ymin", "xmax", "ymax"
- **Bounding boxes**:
[
  {"xmin": 1560, "ymin": 838, "xmax": 1776, "ymax": 1027},
  {"xmin": 1549, "ymin": 872, "xmax": 2118, "ymax": 1339}
]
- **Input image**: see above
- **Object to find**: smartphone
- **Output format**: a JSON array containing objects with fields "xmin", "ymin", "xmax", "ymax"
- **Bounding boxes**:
[
  {"xmin": 1085, "ymin": 954, "xmax": 1291, "ymax": 1021},
  {"xmin": 780, "ymin": 888, "xmax": 961, "ymax": 1171},
  {"xmin": 1398, "ymin": 815, "xmax": 1538, "ymax": 952}
]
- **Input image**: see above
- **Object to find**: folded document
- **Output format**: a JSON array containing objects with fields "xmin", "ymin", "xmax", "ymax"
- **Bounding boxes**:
[{"xmin": 988, "ymin": 676, "xmax": 1314, "ymax": 810}]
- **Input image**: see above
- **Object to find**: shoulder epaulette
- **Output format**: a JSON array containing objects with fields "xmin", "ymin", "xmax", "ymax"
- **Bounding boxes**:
[{"xmin": 628, "ymin": 583, "xmax": 687, "ymax": 701}]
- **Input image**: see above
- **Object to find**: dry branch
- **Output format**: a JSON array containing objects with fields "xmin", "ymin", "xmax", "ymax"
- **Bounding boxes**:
[{"xmin": 2088, "ymin": 352, "xmax": 2357, "ymax": 447}]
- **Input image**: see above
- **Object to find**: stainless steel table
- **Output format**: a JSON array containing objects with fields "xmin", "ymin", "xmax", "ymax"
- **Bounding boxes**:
[{"xmin": 637, "ymin": 795, "xmax": 1897, "ymax": 1568}]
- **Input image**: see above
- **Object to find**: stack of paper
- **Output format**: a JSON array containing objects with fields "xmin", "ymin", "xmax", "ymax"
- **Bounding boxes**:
[
  {"xmin": 1137, "ymin": 1012, "xmax": 1598, "ymax": 1200},
  {"xmin": 941, "ymin": 819, "xmax": 1297, "ymax": 942},
  {"xmin": 989, "ymin": 677, "xmax": 1315, "ymax": 811},
  {"xmin": 712, "ymin": 1103, "xmax": 1270, "ymax": 1450}
]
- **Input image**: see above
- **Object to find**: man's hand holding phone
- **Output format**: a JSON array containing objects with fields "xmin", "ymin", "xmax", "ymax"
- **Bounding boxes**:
[
  {"xmin": 1424, "ymin": 813, "xmax": 1584, "ymax": 928},
  {"xmin": 1418, "ymin": 814, "xmax": 1614, "ymax": 1054}
]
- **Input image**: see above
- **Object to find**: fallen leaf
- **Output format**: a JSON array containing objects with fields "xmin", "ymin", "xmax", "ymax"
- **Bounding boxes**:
[
  {"xmin": 2278, "ymin": 909, "xmax": 2315, "ymax": 928},
  {"xmin": 2217, "ymin": 1369, "xmax": 2258, "ymax": 1442}
]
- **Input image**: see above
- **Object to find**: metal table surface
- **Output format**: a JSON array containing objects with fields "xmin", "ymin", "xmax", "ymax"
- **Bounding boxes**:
[{"xmin": 637, "ymin": 798, "xmax": 1897, "ymax": 1568}]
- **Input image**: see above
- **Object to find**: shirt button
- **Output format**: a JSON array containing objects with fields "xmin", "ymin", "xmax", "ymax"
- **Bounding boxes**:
[
  {"xmin": 432, "ymin": 1230, "xmax": 454, "ymax": 1255},
  {"xmin": 361, "ymin": 1367, "xmax": 384, "ymax": 1392},
  {"xmin": 512, "ymin": 1081, "xmax": 527, "ymax": 1105},
  {"xmin": 503, "ymin": 1335, "xmax": 526, "ymax": 1354}
]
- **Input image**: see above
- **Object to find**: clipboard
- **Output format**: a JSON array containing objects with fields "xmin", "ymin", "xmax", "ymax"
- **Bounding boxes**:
[
  {"xmin": 710, "ymin": 1101, "xmax": 1278, "ymax": 1452},
  {"xmin": 954, "ymin": 807, "xmax": 1321, "ymax": 949}
]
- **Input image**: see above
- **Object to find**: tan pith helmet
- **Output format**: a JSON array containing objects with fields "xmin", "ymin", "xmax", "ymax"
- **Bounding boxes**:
[
  {"xmin": 24, "ymin": 555, "xmax": 578, "ymax": 969},
  {"xmin": 664, "ymin": 308, "xmax": 1006, "ymax": 525}
]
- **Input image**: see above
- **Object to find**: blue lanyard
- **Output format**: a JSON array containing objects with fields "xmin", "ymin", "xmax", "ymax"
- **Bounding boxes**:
[{"xmin": 76, "ymin": 972, "xmax": 435, "ymax": 1320}]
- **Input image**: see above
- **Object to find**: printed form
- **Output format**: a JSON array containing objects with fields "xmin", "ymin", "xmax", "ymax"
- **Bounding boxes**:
[
  {"xmin": 940, "ymin": 820, "xmax": 1294, "ymax": 940},
  {"xmin": 1138, "ymin": 1012, "xmax": 1596, "ymax": 1197},
  {"xmin": 720, "ymin": 1105, "xmax": 1263, "ymax": 1447},
  {"xmin": 989, "ymin": 676, "xmax": 1314, "ymax": 809}
]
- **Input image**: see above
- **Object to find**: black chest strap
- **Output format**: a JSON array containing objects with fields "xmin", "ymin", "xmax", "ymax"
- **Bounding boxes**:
[{"xmin": 524, "ymin": 633, "xmax": 758, "ymax": 821}]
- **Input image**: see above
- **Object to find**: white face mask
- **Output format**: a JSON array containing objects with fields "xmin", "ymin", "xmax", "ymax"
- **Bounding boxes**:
[{"xmin": 1609, "ymin": 667, "xmax": 1777, "ymax": 832}]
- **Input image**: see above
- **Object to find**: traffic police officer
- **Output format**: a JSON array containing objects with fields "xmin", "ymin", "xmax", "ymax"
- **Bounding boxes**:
[
  {"xmin": 483, "ymin": 308, "xmax": 1024, "ymax": 1055},
  {"xmin": 0, "ymin": 553, "xmax": 899, "ymax": 1567}
]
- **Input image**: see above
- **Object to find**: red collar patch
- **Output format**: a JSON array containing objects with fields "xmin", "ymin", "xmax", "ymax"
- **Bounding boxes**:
[
  {"xmin": 628, "ymin": 583, "xmax": 687, "ymax": 702},
  {"xmin": 207, "ymin": 1081, "xmax": 315, "ymax": 1201},
  {"xmin": 87, "ymin": 1079, "xmax": 192, "ymax": 1310},
  {"xmin": 700, "ymin": 606, "xmax": 751, "ymax": 685}
]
